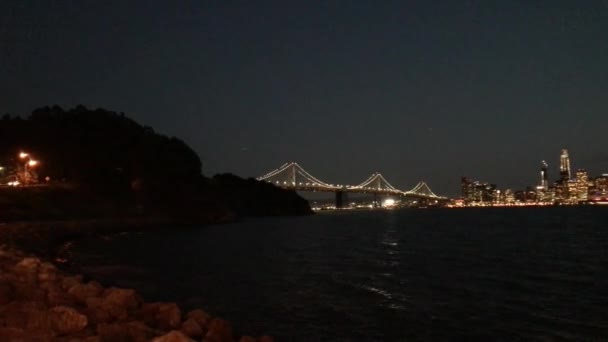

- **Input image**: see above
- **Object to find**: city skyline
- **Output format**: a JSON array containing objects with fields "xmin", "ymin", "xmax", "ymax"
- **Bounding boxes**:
[
  {"xmin": 461, "ymin": 148, "xmax": 608, "ymax": 205},
  {"xmin": 2, "ymin": 1, "xmax": 608, "ymax": 196}
]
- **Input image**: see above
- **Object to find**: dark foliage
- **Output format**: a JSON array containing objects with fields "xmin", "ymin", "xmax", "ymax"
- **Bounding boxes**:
[
  {"xmin": 0, "ymin": 105, "xmax": 201, "ymax": 196},
  {"xmin": 0, "ymin": 106, "xmax": 311, "ymax": 220},
  {"xmin": 210, "ymin": 173, "xmax": 312, "ymax": 216}
]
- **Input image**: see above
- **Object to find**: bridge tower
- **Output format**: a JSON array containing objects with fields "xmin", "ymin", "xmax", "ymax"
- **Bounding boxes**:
[{"xmin": 335, "ymin": 190, "xmax": 348, "ymax": 209}]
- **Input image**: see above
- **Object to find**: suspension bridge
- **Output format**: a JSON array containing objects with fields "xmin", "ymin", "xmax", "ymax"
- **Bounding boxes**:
[{"xmin": 257, "ymin": 162, "xmax": 447, "ymax": 207}]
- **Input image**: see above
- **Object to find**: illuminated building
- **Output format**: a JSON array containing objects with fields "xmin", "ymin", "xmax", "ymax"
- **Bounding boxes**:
[
  {"xmin": 461, "ymin": 177, "xmax": 474, "ymax": 202},
  {"xmin": 560, "ymin": 149, "xmax": 571, "ymax": 181},
  {"xmin": 575, "ymin": 169, "xmax": 589, "ymax": 202},
  {"xmin": 567, "ymin": 180, "xmax": 578, "ymax": 203},
  {"xmin": 594, "ymin": 175, "xmax": 608, "ymax": 195},
  {"xmin": 554, "ymin": 181, "xmax": 568, "ymax": 203},
  {"xmin": 504, "ymin": 189, "xmax": 515, "ymax": 204},
  {"xmin": 495, "ymin": 189, "xmax": 503, "ymax": 204},
  {"xmin": 544, "ymin": 187, "xmax": 556, "ymax": 203},
  {"xmin": 514, "ymin": 187, "xmax": 536, "ymax": 203},
  {"xmin": 460, "ymin": 177, "xmax": 497, "ymax": 205},
  {"xmin": 540, "ymin": 160, "xmax": 549, "ymax": 191}
]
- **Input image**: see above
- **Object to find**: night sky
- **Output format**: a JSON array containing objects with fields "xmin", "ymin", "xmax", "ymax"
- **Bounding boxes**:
[{"xmin": 2, "ymin": 1, "xmax": 607, "ymax": 196}]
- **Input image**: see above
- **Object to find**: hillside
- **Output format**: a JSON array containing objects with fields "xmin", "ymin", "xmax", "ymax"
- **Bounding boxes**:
[{"xmin": 0, "ymin": 106, "xmax": 311, "ymax": 222}]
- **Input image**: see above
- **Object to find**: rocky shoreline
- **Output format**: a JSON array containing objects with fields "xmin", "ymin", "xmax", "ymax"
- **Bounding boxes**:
[{"xmin": 0, "ymin": 244, "xmax": 273, "ymax": 341}]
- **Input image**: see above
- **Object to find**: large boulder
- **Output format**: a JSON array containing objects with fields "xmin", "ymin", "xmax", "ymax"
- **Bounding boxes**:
[
  {"xmin": 102, "ymin": 288, "xmax": 141, "ymax": 310},
  {"xmin": 140, "ymin": 302, "xmax": 182, "ymax": 330},
  {"xmin": 125, "ymin": 321, "xmax": 161, "ymax": 341},
  {"xmin": 185, "ymin": 308, "xmax": 211, "ymax": 329},
  {"xmin": 0, "ymin": 279, "xmax": 14, "ymax": 305},
  {"xmin": 83, "ymin": 336, "xmax": 102, "ymax": 342},
  {"xmin": 156, "ymin": 303, "xmax": 182, "ymax": 330},
  {"xmin": 0, "ymin": 301, "xmax": 51, "ymax": 330},
  {"xmin": 61, "ymin": 275, "xmax": 84, "ymax": 291},
  {"xmin": 68, "ymin": 281, "xmax": 104, "ymax": 304},
  {"xmin": 152, "ymin": 330, "xmax": 195, "ymax": 342},
  {"xmin": 203, "ymin": 318, "xmax": 233, "ymax": 342},
  {"xmin": 97, "ymin": 321, "xmax": 157, "ymax": 342},
  {"xmin": 85, "ymin": 296, "xmax": 128, "ymax": 323},
  {"xmin": 49, "ymin": 305, "xmax": 88, "ymax": 334},
  {"xmin": 15, "ymin": 258, "xmax": 41, "ymax": 274},
  {"xmin": 13, "ymin": 282, "xmax": 47, "ymax": 302},
  {"xmin": 97, "ymin": 323, "xmax": 133, "ymax": 342},
  {"xmin": 38, "ymin": 262, "xmax": 58, "ymax": 283},
  {"xmin": 13, "ymin": 258, "xmax": 46, "ymax": 289},
  {"xmin": 46, "ymin": 284, "xmax": 75, "ymax": 307},
  {"xmin": 181, "ymin": 317, "xmax": 204, "ymax": 338},
  {"xmin": 0, "ymin": 327, "xmax": 55, "ymax": 341}
]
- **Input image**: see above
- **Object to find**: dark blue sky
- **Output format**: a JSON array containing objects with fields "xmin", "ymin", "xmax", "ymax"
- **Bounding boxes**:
[{"xmin": 2, "ymin": 1, "xmax": 607, "ymax": 196}]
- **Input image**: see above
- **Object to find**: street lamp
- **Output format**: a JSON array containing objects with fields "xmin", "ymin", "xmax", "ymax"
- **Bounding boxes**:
[{"xmin": 18, "ymin": 152, "xmax": 40, "ymax": 185}]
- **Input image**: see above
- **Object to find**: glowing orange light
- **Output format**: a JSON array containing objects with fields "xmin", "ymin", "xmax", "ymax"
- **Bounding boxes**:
[
  {"xmin": 19, "ymin": 152, "xmax": 29, "ymax": 159},
  {"xmin": 28, "ymin": 160, "xmax": 38, "ymax": 167}
]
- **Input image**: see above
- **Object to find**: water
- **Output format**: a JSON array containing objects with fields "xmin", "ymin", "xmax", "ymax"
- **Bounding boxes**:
[{"xmin": 65, "ymin": 207, "xmax": 608, "ymax": 340}]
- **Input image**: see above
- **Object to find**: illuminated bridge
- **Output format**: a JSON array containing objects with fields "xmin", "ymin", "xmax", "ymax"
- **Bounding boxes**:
[{"xmin": 257, "ymin": 162, "xmax": 447, "ymax": 208}]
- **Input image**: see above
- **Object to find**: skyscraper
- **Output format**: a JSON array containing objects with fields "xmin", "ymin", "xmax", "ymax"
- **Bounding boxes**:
[
  {"xmin": 560, "ymin": 149, "xmax": 571, "ymax": 181},
  {"xmin": 540, "ymin": 160, "xmax": 548, "ymax": 191},
  {"xmin": 575, "ymin": 169, "xmax": 589, "ymax": 202}
]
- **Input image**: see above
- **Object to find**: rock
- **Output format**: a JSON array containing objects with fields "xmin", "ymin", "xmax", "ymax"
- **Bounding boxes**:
[
  {"xmin": 84, "ymin": 306, "xmax": 113, "ymax": 325},
  {"xmin": 203, "ymin": 318, "xmax": 233, "ymax": 342},
  {"xmin": 0, "ymin": 279, "xmax": 14, "ymax": 305},
  {"xmin": 85, "ymin": 296, "xmax": 128, "ymax": 323},
  {"xmin": 139, "ymin": 302, "xmax": 160, "ymax": 325},
  {"xmin": 49, "ymin": 306, "xmax": 88, "ymax": 334},
  {"xmin": 47, "ymin": 284, "xmax": 75, "ymax": 307},
  {"xmin": 13, "ymin": 283, "xmax": 47, "ymax": 301},
  {"xmin": 0, "ymin": 327, "xmax": 54, "ymax": 341},
  {"xmin": 181, "ymin": 317, "xmax": 204, "ymax": 338},
  {"xmin": 84, "ymin": 297, "xmax": 112, "ymax": 324},
  {"xmin": 14, "ymin": 257, "xmax": 41, "ymax": 284},
  {"xmin": 68, "ymin": 281, "xmax": 104, "ymax": 304},
  {"xmin": 186, "ymin": 308, "xmax": 211, "ymax": 329},
  {"xmin": 152, "ymin": 330, "xmax": 195, "ymax": 342},
  {"xmin": 156, "ymin": 302, "xmax": 182, "ymax": 330},
  {"xmin": 38, "ymin": 262, "xmax": 58, "ymax": 283},
  {"xmin": 83, "ymin": 336, "xmax": 101, "ymax": 342},
  {"xmin": 239, "ymin": 336, "xmax": 256, "ymax": 342},
  {"xmin": 258, "ymin": 336, "xmax": 274, "ymax": 342},
  {"xmin": 97, "ymin": 323, "xmax": 132, "ymax": 342},
  {"xmin": 62, "ymin": 275, "xmax": 84, "ymax": 291},
  {"xmin": 124, "ymin": 321, "xmax": 160, "ymax": 341},
  {"xmin": 15, "ymin": 257, "xmax": 41, "ymax": 271},
  {"xmin": 0, "ymin": 301, "xmax": 51, "ymax": 330},
  {"xmin": 139, "ymin": 302, "xmax": 182, "ymax": 330},
  {"xmin": 102, "ymin": 287, "xmax": 140, "ymax": 310},
  {"xmin": 97, "ymin": 322, "xmax": 156, "ymax": 342}
]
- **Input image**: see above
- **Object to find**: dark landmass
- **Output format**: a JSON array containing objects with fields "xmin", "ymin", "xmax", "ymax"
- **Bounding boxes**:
[{"xmin": 0, "ymin": 105, "xmax": 312, "ymax": 224}]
